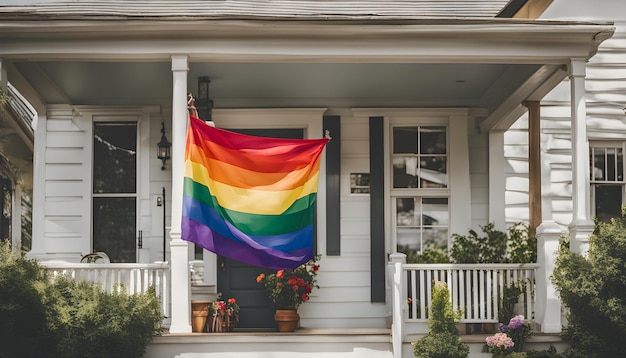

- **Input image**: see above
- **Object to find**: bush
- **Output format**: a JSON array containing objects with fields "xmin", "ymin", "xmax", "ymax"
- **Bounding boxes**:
[
  {"xmin": 43, "ymin": 277, "xmax": 162, "ymax": 358},
  {"xmin": 526, "ymin": 345, "xmax": 563, "ymax": 358},
  {"xmin": 0, "ymin": 240, "xmax": 54, "ymax": 358},
  {"xmin": 0, "ymin": 240, "xmax": 162, "ymax": 358},
  {"xmin": 399, "ymin": 246, "xmax": 450, "ymax": 264},
  {"xmin": 413, "ymin": 281, "xmax": 468, "ymax": 358},
  {"xmin": 551, "ymin": 211, "xmax": 626, "ymax": 358},
  {"xmin": 451, "ymin": 222, "xmax": 535, "ymax": 264}
]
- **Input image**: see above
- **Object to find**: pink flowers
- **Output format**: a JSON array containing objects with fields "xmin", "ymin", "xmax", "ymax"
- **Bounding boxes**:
[{"xmin": 485, "ymin": 332, "xmax": 514, "ymax": 349}]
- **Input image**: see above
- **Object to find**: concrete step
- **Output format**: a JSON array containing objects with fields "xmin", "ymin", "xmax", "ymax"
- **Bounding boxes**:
[{"xmin": 176, "ymin": 348, "xmax": 393, "ymax": 358}]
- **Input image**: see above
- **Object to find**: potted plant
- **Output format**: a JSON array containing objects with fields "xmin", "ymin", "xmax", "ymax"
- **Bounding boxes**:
[{"xmin": 256, "ymin": 257, "xmax": 319, "ymax": 332}]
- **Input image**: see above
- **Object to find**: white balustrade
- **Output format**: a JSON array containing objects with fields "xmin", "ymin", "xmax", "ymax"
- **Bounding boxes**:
[
  {"xmin": 403, "ymin": 263, "xmax": 538, "ymax": 323},
  {"xmin": 40, "ymin": 262, "xmax": 171, "ymax": 324}
]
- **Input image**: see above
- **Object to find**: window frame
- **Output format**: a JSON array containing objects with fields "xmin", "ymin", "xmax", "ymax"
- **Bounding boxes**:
[
  {"xmin": 390, "ymin": 118, "xmax": 451, "ymax": 255},
  {"xmin": 589, "ymin": 140, "xmax": 625, "ymax": 221},
  {"xmin": 91, "ymin": 117, "xmax": 140, "ymax": 263}
]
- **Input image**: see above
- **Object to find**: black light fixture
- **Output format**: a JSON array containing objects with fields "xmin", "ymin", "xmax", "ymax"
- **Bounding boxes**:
[
  {"xmin": 196, "ymin": 76, "xmax": 213, "ymax": 121},
  {"xmin": 157, "ymin": 121, "xmax": 171, "ymax": 170}
]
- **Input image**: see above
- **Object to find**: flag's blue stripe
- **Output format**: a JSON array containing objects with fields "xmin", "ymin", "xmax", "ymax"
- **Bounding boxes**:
[{"xmin": 182, "ymin": 195, "xmax": 313, "ymax": 253}]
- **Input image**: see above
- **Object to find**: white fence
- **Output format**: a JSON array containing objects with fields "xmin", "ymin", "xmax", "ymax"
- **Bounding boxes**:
[
  {"xmin": 40, "ymin": 262, "xmax": 171, "ymax": 324},
  {"xmin": 402, "ymin": 263, "xmax": 538, "ymax": 323}
]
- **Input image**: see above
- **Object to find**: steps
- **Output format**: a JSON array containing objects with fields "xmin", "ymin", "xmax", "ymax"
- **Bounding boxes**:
[{"xmin": 175, "ymin": 348, "xmax": 393, "ymax": 358}]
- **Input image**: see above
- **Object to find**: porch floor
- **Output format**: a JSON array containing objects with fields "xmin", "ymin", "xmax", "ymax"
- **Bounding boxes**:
[{"xmin": 146, "ymin": 328, "xmax": 393, "ymax": 358}]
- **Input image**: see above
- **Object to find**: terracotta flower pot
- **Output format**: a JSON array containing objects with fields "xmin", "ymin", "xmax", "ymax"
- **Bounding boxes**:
[
  {"xmin": 274, "ymin": 309, "xmax": 300, "ymax": 332},
  {"xmin": 191, "ymin": 300, "xmax": 211, "ymax": 333}
]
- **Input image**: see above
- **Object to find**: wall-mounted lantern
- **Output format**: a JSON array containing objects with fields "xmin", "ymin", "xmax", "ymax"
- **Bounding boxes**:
[{"xmin": 157, "ymin": 121, "xmax": 171, "ymax": 170}]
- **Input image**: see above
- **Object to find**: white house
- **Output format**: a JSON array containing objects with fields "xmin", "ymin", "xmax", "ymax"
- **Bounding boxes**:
[{"xmin": 0, "ymin": 0, "xmax": 618, "ymax": 357}]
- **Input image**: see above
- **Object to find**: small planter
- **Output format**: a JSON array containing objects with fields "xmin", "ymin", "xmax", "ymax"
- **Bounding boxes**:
[
  {"xmin": 274, "ymin": 309, "xmax": 300, "ymax": 332},
  {"xmin": 191, "ymin": 300, "xmax": 211, "ymax": 333}
]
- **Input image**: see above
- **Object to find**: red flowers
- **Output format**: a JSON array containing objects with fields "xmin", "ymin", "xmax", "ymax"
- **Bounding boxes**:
[{"xmin": 257, "ymin": 256, "xmax": 320, "ymax": 310}]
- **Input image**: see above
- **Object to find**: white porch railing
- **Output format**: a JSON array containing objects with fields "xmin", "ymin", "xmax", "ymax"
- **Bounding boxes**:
[
  {"xmin": 40, "ymin": 262, "xmax": 171, "ymax": 324},
  {"xmin": 404, "ymin": 263, "xmax": 538, "ymax": 323}
]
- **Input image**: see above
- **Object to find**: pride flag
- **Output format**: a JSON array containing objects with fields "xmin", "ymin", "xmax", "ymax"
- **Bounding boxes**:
[{"xmin": 181, "ymin": 116, "xmax": 329, "ymax": 270}]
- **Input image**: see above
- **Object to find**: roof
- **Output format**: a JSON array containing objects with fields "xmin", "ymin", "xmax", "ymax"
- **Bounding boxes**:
[{"xmin": 0, "ymin": 0, "xmax": 515, "ymax": 20}]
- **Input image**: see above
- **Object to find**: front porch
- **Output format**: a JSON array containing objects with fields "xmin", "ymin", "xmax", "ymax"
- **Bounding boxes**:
[{"xmin": 40, "ymin": 229, "xmax": 563, "ymax": 358}]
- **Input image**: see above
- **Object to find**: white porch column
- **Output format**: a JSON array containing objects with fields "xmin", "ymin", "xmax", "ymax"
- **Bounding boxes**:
[
  {"xmin": 535, "ymin": 221, "xmax": 562, "ymax": 333},
  {"xmin": 169, "ymin": 55, "xmax": 192, "ymax": 333},
  {"xmin": 389, "ymin": 252, "xmax": 406, "ymax": 358},
  {"xmin": 568, "ymin": 58, "xmax": 594, "ymax": 255},
  {"xmin": 489, "ymin": 130, "xmax": 506, "ymax": 230}
]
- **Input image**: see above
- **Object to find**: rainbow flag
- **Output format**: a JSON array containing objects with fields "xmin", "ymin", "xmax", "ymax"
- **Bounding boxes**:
[{"xmin": 182, "ymin": 116, "xmax": 329, "ymax": 269}]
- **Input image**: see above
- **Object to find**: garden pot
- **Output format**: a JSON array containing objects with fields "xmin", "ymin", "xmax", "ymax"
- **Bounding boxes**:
[
  {"xmin": 191, "ymin": 300, "xmax": 211, "ymax": 333},
  {"xmin": 274, "ymin": 309, "xmax": 300, "ymax": 332}
]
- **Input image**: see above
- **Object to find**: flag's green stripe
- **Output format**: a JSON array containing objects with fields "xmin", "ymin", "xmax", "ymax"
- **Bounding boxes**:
[{"xmin": 183, "ymin": 177, "xmax": 316, "ymax": 236}]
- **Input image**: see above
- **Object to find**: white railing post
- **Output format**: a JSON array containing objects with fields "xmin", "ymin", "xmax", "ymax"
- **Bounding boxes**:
[
  {"xmin": 535, "ymin": 221, "xmax": 562, "ymax": 333},
  {"xmin": 389, "ymin": 252, "xmax": 406, "ymax": 358}
]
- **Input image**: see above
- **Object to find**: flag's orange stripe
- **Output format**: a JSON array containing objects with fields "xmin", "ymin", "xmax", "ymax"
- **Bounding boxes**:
[{"xmin": 187, "ymin": 143, "xmax": 321, "ymax": 190}]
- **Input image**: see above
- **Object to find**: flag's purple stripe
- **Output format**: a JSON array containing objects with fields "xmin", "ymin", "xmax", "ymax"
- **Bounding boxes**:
[
  {"xmin": 182, "ymin": 216, "xmax": 312, "ymax": 270},
  {"xmin": 182, "ymin": 195, "xmax": 312, "ymax": 252}
]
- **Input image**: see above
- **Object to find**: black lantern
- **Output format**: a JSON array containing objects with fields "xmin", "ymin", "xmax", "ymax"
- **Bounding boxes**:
[
  {"xmin": 157, "ymin": 121, "xmax": 171, "ymax": 170},
  {"xmin": 196, "ymin": 76, "xmax": 213, "ymax": 121}
]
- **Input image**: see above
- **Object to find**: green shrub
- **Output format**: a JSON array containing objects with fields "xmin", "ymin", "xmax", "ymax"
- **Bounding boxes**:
[
  {"xmin": 551, "ymin": 211, "xmax": 626, "ymax": 358},
  {"xmin": 0, "ymin": 240, "xmax": 54, "ymax": 358},
  {"xmin": 508, "ymin": 222, "xmax": 536, "ymax": 263},
  {"xmin": 526, "ymin": 345, "xmax": 563, "ymax": 358},
  {"xmin": 0, "ymin": 240, "xmax": 162, "ymax": 358},
  {"xmin": 399, "ymin": 246, "xmax": 451, "ymax": 264},
  {"xmin": 451, "ymin": 222, "xmax": 536, "ymax": 264},
  {"xmin": 413, "ymin": 281, "xmax": 468, "ymax": 358},
  {"xmin": 43, "ymin": 277, "xmax": 162, "ymax": 358}
]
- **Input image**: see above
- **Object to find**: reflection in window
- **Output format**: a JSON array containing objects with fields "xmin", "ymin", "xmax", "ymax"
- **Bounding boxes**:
[
  {"xmin": 350, "ymin": 173, "xmax": 370, "ymax": 194},
  {"xmin": 590, "ymin": 144, "xmax": 625, "ymax": 222},
  {"xmin": 393, "ymin": 126, "xmax": 447, "ymax": 188},
  {"xmin": 396, "ymin": 197, "xmax": 449, "ymax": 255}
]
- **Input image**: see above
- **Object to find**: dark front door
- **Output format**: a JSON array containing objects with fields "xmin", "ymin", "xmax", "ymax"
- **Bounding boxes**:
[{"xmin": 216, "ymin": 128, "xmax": 304, "ymax": 330}]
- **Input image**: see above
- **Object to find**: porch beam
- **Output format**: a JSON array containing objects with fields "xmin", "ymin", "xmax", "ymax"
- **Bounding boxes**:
[
  {"xmin": 568, "ymin": 58, "xmax": 593, "ymax": 255},
  {"xmin": 524, "ymin": 100, "xmax": 542, "ymax": 235},
  {"xmin": 169, "ymin": 54, "xmax": 192, "ymax": 333}
]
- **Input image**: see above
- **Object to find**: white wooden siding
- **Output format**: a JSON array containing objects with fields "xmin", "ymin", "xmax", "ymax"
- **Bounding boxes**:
[{"xmin": 504, "ymin": 21, "xmax": 626, "ymax": 229}]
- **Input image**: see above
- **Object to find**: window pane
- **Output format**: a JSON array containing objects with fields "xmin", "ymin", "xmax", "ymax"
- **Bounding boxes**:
[
  {"xmin": 93, "ymin": 197, "xmax": 136, "ymax": 263},
  {"xmin": 607, "ymin": 148, "xmax": 616, "ymax": 181},
  {"xmin": 397, "ymin": 197, "xmax": 419, "ymax": 226},
  {"xmin": 397, "ymin": 228, "xmax": 421, "ymax": 253},
  {"xmin": 93, "ymin": 122, "xmax": 137, "ymax": 193},
  {"xmin": 420, "ymin": 156, "xmax": 447, "ymax": 188},
  {"xmin": 618, "ymin": 148, "xmax": 623, "ymax": 181},
  {"xmin": 594, "ymin": 184, "xmax": 622, "ymax": 223},
  {"xmin": 422, "ymin": 228, "xmax": 448, "ymax": 250},
  {"xmin": 393, "ymin": 127, "xmax": 418, "ymax": 154},
  {"xmin": 593, "ymin": 147, "xmax": 605, "ymax": 181},
  {"xmin": 420, "ymin": 126, "xmax": 446, "ymax": 154},
  {"xmin": 393, "ymin": 157, "xmax": 419, "ymax": 188},
  {"xmin": 422, "ymin": 198, "xmax": 449, "ymax": 225}
]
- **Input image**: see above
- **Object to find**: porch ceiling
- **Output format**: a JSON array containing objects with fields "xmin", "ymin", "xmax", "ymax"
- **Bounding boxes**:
[{"xmin": 10, "ymin": 61, "xmax": 539, "ymax": 116}]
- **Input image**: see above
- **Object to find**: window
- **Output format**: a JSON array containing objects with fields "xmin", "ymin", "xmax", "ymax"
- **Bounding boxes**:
[
  {"xmin": 590, "ymin": 142, "xmax": 625, "ymax": 222},
  {"xmin": 392, "ymin": 125, "xmax": 449, "ymax": 255},
  {"xmin": 93, "ymin": 121, "xmax": 137, "ymax": 263}
]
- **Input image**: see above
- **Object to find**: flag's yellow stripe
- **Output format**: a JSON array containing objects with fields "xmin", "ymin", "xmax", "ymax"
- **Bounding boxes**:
[{"xmin": 184, "ymin": 160, "xmax": 320, "ymax": 215}]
